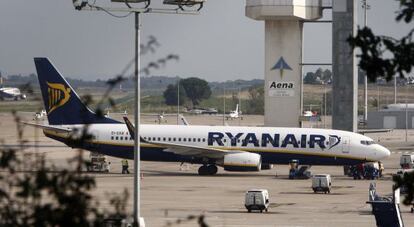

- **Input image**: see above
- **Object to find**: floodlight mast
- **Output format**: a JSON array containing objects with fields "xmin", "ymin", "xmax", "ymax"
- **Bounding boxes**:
[{"xmin": 72, "ymin": 1, "xmax": 204, "ymax": 226}]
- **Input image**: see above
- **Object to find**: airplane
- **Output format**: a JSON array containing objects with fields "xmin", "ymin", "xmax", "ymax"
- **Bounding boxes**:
[
  {"xmin": 226, "ymin": 104, "xmax": 242, "ymax": 120},
  {"xmin": 142, "ymin": 112, "xmax": 169, "ymax": 124},
  {"xmin": 34, "ymin": 109, "xmax": 47, "ymax": 120},
  {"xmin": 28, "ymin": 58, "xmax": 390, "ymax": 175},
  {"xmin": 0, "ymin": 87, "xmax": 26, "ymax": 101},
  {"xmin": 303, "ymin": 111, "xmax": 317, "ymax": 117}
]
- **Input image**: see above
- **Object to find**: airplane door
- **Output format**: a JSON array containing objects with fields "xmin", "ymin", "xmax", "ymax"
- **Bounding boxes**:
[{"xmin": 341, "ymin": 136, "xmax": 350, "ymax": 154}]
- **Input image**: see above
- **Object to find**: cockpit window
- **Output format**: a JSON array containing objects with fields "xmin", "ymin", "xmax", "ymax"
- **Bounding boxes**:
[{"xmin": 361, "ymin": 140, "xmax": 375, "ymax": 145}]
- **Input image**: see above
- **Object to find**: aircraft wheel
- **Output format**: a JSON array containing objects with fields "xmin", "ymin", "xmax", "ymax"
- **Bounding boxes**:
[
  {"xmin": 198, "ymin": 165, "xmax": 209, "ymax": 175},
  {"xmin": 207, "ymin": 165, "xmax": 218, "ymax": 175}
]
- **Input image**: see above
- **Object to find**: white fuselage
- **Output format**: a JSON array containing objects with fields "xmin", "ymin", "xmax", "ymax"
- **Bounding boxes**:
[{"xmin": 44, "ymin": 124, "xmax": 390, "ymax": 166}]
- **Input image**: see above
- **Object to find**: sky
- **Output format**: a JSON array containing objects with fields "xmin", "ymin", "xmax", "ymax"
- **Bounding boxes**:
[{"xmin": 0, "ymin": 0, "xmax": 411, "ymax": 82}]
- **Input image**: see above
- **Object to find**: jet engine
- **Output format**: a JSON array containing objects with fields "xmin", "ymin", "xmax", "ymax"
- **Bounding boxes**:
[{"xmin": 222, "ymin": 153, "xmax": 261, "ymax": 172}]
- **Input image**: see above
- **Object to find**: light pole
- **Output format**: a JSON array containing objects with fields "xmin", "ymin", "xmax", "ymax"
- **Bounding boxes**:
[
  {"xmin": 362, "ymin": 0, "xmax": 370, "ymax": 123},
  {"xmin": 394, "ymin": 74, "xmax": 397, "ymax": 104},
  {"xmin": 133, "ymin": 11, "xmax": 141, "ymax": 224},
  {"xmin": 405, "ymin": 84, "xmax": 409, "ymax": 142},
  {"xmin": 223, "ymin": 86, "xmax": 226, "ymax": 126},
  {"xmin": 177, "ymin": 78, "xmax": 180, "ymax": 125},
  {"xmin": 323, "ymin": 83, "xmax": 327, "ymax": 128},
  {"xmin": 72, "ymin": 1, "xmax": 204, "ymax": 225}
]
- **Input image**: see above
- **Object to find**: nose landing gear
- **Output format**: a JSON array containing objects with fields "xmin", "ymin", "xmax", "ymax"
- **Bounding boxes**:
[{"xmin": 198, "ymin": 164, "xmax": 218, "ymax": 175}]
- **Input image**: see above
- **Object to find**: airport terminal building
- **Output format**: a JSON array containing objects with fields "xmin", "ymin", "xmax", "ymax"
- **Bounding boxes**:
[{"xmin": 367, "ymin": 104, "xmax": 414, "ymax": 129}]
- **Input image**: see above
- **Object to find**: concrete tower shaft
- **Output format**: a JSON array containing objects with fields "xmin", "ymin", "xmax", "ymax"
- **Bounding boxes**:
[{"xmin": 246, "ymin": 0, "xmax": 322, "ymax": 127}]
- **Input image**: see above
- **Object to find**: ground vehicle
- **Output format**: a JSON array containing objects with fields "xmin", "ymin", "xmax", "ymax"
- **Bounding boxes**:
[
  {"xmin": 245, "ymin": 189, "xmax": 269, "ymax": 213},
  {"xmin": 312, "ymin": 174, "xmax": 332, "ymax": 194},
  {"xmin": 400, "ymin": 154, "xmax": 414, "ymax": 169},
  {"xmin": 364, "ymin": 162, "xmax": 380, "ymax": 180},
  {"xmin": 86, "ymin": 153, "xmax": 110, "ymax": 172},
  {"xmin": 288, "ymin": 160, "xmax": 311, "ymax": 179}
]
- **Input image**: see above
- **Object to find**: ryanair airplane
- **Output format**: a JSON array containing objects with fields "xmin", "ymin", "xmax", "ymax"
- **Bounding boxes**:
[{"xmin": 31, "ymin": 58, "xmax": 390, "ymax": 175}]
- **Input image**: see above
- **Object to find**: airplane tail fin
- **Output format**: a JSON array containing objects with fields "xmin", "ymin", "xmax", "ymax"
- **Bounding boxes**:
[{"xmin": 34, "ymin": 58, "xmax": 119, "ymax": 125}]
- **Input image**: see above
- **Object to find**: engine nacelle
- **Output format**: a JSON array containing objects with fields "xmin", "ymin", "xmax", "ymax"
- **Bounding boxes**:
[{"xmin": 223, "ymin": 153, "xmax": 261, "ymax": 172}]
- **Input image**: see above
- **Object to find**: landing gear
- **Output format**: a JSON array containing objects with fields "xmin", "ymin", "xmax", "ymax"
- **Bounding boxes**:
[{"xmin": 198, "ymin": 165, "xmax": 218, "ymax": 175}]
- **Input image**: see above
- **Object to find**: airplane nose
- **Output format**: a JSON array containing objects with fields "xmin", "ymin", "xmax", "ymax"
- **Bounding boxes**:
[{"xmin": 377, "ymin": 145, "xmax": 391, "ymax": 160}]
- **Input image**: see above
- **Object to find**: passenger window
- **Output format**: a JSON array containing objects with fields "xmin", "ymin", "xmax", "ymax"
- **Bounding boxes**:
[
  {"xmin": 158, "ymin": 137, "xmax": 161, "ymax": 141},
  {"xmin": 173, "ymin": 138, "xmax": 176, "ymax": 141},
  {"xmin": 178, "ymin": 138, "xmax": 181, "ymax": 142},
  {"xmin": 120, "ymin": 137, "xmax": 123, "ymax": 140},
  {"xmin": 198, "ymin": 138, "xmax": 201, "ymax": 142},
  {"xmin": 202, "ymin": 138, "xmax": 206, "ymax": 142},
  {"xmin": 116, "ymin": 136, "xmax": 119, "ymax": 140},
  {"xmin": 183, "ymin": 138, "xmax": 187, "ymax": 142},
  {"xmin": 153, "ymin": 137, "xmax": 156, "ymax": 141},
  {"xmin": 168, "ymin": 138, "xmax": 171, "ymax": 141},
  {"xmin": 163, "ymin": 138, "xmax": 166, "ymax": 141},
  {"xmin": 111, "ymin": 136, "xmax": 114, "ymax": 140},
  {"xmin": 223, "ymin": 139, "xmax": 227, "ymax": 143}
]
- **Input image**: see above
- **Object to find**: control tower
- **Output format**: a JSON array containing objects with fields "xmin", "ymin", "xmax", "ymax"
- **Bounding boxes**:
[{"xmin": 246, "ymin": 0, "xmax": 322, "ymax": 127}]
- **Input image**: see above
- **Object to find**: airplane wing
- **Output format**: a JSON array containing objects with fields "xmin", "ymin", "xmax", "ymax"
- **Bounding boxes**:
[
  {"xmin": 123, "ymin": 117, "xmax": 242, "ymax": 159},
  {"xmin": 22, "ymin": 122, "xmax": 72, "ymax": 133},
  {"xmin": 147, "ymin": 141, "xmax": 240, "ymax": 159}
]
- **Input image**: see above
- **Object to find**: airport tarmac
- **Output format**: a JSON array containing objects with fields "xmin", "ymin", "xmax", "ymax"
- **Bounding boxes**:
[{"xmin": 1, "ymin": 112, "xmax": 414, "ymax": 226}]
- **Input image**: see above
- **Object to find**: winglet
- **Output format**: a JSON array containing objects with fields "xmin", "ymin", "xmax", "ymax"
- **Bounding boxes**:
[
  {"xmin": 123, "ymin": 116, "xmax": 147, "ymax": 142},
  {"xmin": 123, "ymin": 116, "xmax": 135, "ymax": 140}
]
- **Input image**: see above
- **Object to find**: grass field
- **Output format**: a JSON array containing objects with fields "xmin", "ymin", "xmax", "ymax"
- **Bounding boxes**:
[{"xmin": 1, "ymin": 84, "xmax": 413, "ymax": 115}]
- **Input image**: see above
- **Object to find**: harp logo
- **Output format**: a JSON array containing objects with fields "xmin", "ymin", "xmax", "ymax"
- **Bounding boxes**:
[{"xmin": 47, "ymin": 82, "xmax": 71, "ymax": 114}]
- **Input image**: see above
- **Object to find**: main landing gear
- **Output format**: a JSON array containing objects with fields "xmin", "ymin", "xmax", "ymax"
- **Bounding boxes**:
[{"xmin": 198, "ymin": 165, "xmax": 218, "ymax": 175}]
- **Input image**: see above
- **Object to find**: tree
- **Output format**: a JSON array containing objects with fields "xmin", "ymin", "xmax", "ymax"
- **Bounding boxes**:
[
  {"xmin": 247, "ymin": 85, "xmax": 264, "ymax": 114},
  {"xmin": 304, "ymin": 72, "xmax": 317, "ymax": 84},
  {"xmin": 0, "ymin": 113, "xmax": 128, "ymax": 226},
  {"xmin": 348, "ymin": 1, "xmax": 414, "ymax": 82},
  {"xmin": 180, "ymin": 77, "xmax": 211, "ymax": 107},
  {"xmin": 348, "ymin": 0, "xmax": 414, "ymax": 205},
  {"xmin": 163, "ymin": 83, "xmax": 186, "ymax": 106},
  {"xmin": 322, "ymin": 69, "xmax": 332, "ymax": 83}
]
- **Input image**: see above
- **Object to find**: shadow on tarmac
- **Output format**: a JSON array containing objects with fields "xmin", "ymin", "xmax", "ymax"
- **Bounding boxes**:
[{"xmin": 208, "ymin": 210, "xmax": 283, "ymax": 215}]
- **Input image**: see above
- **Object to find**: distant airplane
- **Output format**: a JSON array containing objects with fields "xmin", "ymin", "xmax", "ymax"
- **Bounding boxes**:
[
  {"xmin": 303, "ymin": 111, "xmax": 317, "ymax": 117},
  {"xmin": 104, "ymin": 109, "xmax": 128, "ymax": 118},
  {"xmin": 34, "ymin": 110, "xmax": 47, "ymax": 120},
  {"xmin": 187, "ymin": 108, "xmax": 218, "ymax": 115},
  {"xmin": 142, "ymin": 112, "xmax": 171, "ymax": 124},
  {"xmin": 27, "ymin": 58, "xmax": 390, "ymax": 175},
  {"xmin": 226, "ymin": 104, "xmax": 242, "ymax": 120},
  {"xmin": 0, "ymin": 87, "xmax": 26, "ymax": 101}
]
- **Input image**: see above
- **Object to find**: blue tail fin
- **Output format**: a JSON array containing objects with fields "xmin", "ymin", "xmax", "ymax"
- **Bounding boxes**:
[{"xmin": 34, "ymin": 57, "xmax": 119, "ymax": 125}]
